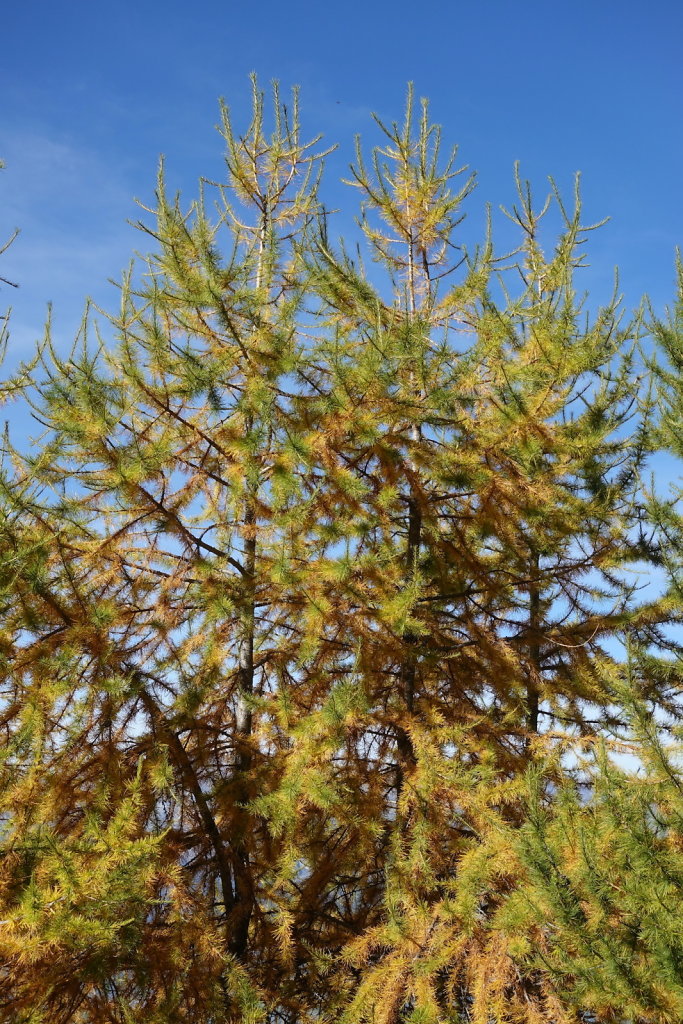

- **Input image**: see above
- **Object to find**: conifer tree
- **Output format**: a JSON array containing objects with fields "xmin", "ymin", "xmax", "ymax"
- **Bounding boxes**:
[
  {"xmin": 0, "ymin": 85, "xmax": 674, "ymax": 1024},
  {"xmin": 0, "ymin": 80, "xmax": 334, "ymax": 1021},
  {"xmin": 279, "ymin": 89, "xmax": 665, "ymax": 1024},
  {"xmin": 495, "ymin": 257, "xmax": 683, "ymax": 1023},
  {"xmin": 649, "ymin": 255, "xmax": 683, "ymax": 636},
  {"xmin": 510, "ymin": 671, "xmax": 683, "ymax": 1024}
]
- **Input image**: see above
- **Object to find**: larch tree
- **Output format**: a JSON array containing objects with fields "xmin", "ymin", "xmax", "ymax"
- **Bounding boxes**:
[
  {"xmin": 0, "ymin": 84, "xmax": 676, "ymax": 1024},
  {"xmin": 510, "ymin": 666, "xmax": 683, "ymax": 1024},
  {"xmin": 280, "ymin": 93, "xmax": 667, "ymax": 1024},
  {"xmin": 492, "ymin": 261, "xmax": 683, "ymax": 1024}
]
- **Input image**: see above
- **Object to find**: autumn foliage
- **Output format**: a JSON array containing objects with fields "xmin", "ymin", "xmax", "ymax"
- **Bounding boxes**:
[{"xmin": 1, "ymin": 82, "xmax": 683, "ymax": 1023}]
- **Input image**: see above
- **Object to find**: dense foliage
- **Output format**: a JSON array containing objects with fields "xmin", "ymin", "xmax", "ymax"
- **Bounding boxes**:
[{"xmin": 1, "ymin": 82, "xmax": 683, "ymax": 1023}]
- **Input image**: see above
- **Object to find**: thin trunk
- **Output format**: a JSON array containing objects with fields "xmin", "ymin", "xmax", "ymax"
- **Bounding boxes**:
[
  {"xmin": 527, "ymin": 549, "xmax": 541, "ymax": 737},
  {"xmin": 528, "ymin": 284, "xmax": 543, "ymax": 736},
  {"xmin": 141, "ymin": 688, "xmax": 237, "ymax": 1014},
  {"xmin": 396, "ymin": 491, "xmax": 421, "ymax": 776},
  {"xmin": 137, "ymin": 687, "xmax": 235, "ymax": 923},
  {"xmin": 397, "ymin": 226, "xmax": 420, "ymax": 780},
  {"xmin": 229, "ymin": 208, "xmax": 267, "ymax": 955},
  {"xmin": 235, "ymin": 488, "xmax": 256, "ymax": 766},
  {"xmin": 229, "ymin": 487, "xmax": 256, "ymax": 957}
]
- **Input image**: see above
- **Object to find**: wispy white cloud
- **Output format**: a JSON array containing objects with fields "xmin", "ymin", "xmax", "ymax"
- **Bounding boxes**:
[{"xmin": 1, "ymin": 130, "xmax": 142, "ymax": 360}]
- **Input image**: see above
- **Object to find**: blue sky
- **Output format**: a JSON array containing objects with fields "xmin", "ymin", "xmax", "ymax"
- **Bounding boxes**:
[
  {"xmin": 0, "ymin": 1, "xmax": 680, "ymax": 683},
  {"xmin": 2, "ymin": 0, "xmax": 682, "ymax": 375}
]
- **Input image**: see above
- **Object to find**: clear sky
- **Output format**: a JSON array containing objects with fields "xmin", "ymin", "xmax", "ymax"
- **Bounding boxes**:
[{"xmin": 2, "ymin": 0, "xmax": 682, "ymax": 372}]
